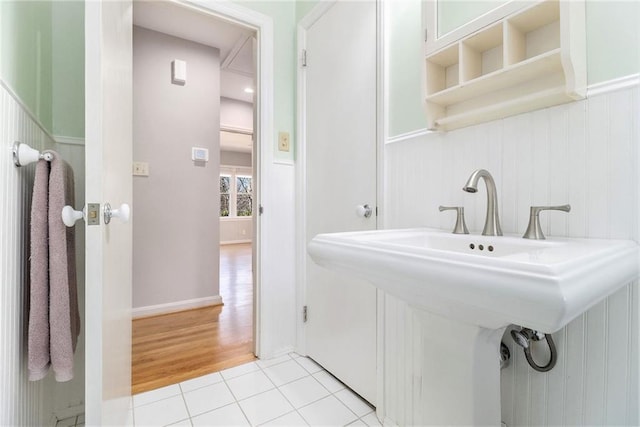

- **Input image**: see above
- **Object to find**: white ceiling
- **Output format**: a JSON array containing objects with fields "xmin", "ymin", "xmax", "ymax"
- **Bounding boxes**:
[{"xmin": 133, "ymin": 0, "xmax": 255, "ymax": 103}]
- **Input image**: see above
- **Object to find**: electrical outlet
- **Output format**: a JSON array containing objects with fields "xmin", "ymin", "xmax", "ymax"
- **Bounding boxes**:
[
  {"xmin": 133, "ymin": 161, "xmax": 149, "ymax": 176},
  {"xmin": 278, "ymin": 131, "xmax": 290, "ymax": 152}
]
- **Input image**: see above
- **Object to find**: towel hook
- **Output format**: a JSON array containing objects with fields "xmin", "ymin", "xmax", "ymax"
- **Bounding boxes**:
[
  {"xmin": 62, "ymin": 206, "xmax": 85, "ymax": 227},
  {"xmin": 13, "ymin": 141, "xmax": 53, "ymax": 167}
]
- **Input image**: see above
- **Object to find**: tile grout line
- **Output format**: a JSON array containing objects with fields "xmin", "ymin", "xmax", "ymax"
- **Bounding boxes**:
[
  {"xmin": 219, "ymin": 372, "xmax": 253, "ymax": 426},
  {"xmin": 177, "ymin": 383, "xmax": 194, "ymax": 426},
  {"xmin": 133, "ymin": 353, "xmax": 376, "ymax": 427},
  {"xmin": 229, "ymin": 354, "xmax": 354, "ymax": 426},
  {"xmin": 264, "ymin": 354, "xmax": 374, "ymax": 425},
  {"xmin": 253, "ymin": 355, "xmax": 304, "ymax": 425}
]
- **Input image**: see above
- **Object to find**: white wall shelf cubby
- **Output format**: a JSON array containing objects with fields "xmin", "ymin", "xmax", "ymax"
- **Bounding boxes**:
[{"xmin": 424, "ymin": 0, "xmax": 585, "ymax": 131}]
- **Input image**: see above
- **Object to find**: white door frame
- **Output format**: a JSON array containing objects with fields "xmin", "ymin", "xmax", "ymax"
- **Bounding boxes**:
[
  {"xmin": 295, "ymin": 0, "xmax": 387, "ymax": 409},
  {"xmin": 147, "ymin": 0, "xmax": 274, "ymax": 357}
]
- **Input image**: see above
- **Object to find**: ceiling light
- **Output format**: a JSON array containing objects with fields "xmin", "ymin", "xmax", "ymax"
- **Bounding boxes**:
[{"xmin": 244, "ymin": 87, "xmax": 254, "ymax": 94}]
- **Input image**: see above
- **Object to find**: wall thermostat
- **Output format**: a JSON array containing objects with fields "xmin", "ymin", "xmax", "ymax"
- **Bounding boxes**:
[{"xmin": 192, "ymin": 147, "xmax": 209, "ymax": 162}]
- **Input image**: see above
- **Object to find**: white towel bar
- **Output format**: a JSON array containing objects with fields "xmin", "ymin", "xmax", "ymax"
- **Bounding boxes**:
[{"xmin": 13, "ymin": 141, "xmax": 54, "ymax": 167}]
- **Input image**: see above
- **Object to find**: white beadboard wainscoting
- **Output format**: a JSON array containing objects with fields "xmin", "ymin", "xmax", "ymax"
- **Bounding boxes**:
[
  {"xmin": 0, "ymin": 81, "xmax": 87, "ymax": 425},
  {"xmin": 0, "ymin": 81, "xmax": 52, "ymax": 425},
  {"xmin": 382, "ymin": 81, "xmax": 639, "ymax": 426}
]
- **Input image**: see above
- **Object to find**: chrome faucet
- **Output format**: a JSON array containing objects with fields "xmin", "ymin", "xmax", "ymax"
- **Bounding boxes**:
[{"xmin": 462, "ymin": 169, "xmax": 502, "ymax": 236}]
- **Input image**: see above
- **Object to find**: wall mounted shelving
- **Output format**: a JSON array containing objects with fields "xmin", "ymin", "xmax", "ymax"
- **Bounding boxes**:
[{"xmin": 425, "ymin": 0, "xmax": 585, "ymax": 131}]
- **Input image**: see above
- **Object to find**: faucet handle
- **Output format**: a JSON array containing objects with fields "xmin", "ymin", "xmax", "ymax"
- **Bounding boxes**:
[
  {"xmin": 523, "ymin": 204, "xmax": 571, "ymax": 240},
  {"xmin": 439, "ymin": 206, "xmax": 469, "ymax": 234}
]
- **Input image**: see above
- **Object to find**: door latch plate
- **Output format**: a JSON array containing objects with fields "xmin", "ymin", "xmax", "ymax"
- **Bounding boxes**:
[{"xmin": 87, "ymin": 203, "xmax": 101, "ymax": 226}]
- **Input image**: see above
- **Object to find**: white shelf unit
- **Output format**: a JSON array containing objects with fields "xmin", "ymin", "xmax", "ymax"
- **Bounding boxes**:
[{"xmin": 425, "ymin": 0, "xmax": 585, "ymax": 131}]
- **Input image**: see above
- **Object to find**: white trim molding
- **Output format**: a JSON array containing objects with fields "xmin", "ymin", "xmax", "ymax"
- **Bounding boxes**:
[
  {"xmin": 220, "ymin": 239, "xmax": 252, "ymax": 245},
  {"xmin": 132, "ymin": 295, "xmax": 223, "ymax": 319},
  {"xmin": 173, "ymin": 0, "xmax": 274, "ymax": 358},
  {"xmin": 587, "ymin": 73, "xmax": 640, "ymax": 97},
  {"xmin": 386, "ymin": 128, "xmax": 433, "ymax": 145},
  {"xmin": 220, "ymin": 124, "xmax": 253, "ymax": 135},
  {"xmin": 54, "ymin": 136, "xmax": 86, "ymax": 146},
  {"xmin": 273, "ymin": 158, "xmax": 294, "ymax": 166}
]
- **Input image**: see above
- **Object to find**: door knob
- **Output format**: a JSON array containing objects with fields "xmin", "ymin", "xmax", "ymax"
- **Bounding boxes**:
[
  {"xmin": 356, "ymin": 204, "xmax": 373, "ymax": 218},
  {"xmin": 62, "ymin": 205, "xmax": 85, "ymax": 227},
  {"xmin": 104, "ymin": 203, "xmax": 130, "ymax": 224}
]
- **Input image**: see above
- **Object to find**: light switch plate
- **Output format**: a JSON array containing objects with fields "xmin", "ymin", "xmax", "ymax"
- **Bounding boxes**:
[
  {"xmin": 278, "ymin": 131, "xmax": 290, "ymax": 152},
  {"xmin": 133, "ymin": 161, "xmax": 149, "ymax": 176}
]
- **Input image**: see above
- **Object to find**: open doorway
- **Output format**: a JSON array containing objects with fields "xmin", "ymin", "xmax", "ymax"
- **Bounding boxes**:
[{"xmin": 129, "ymin": 0, "xmax": 258, "ymax": 394}]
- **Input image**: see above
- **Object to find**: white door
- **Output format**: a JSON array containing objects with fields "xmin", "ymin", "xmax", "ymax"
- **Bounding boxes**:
[
  {"xmin": 303, "ymin": 1, "xmax": 378, "ymax": 404},
  {"xmin": 85, "ymin": 1, "xmax": 133, "ymax": 425}
]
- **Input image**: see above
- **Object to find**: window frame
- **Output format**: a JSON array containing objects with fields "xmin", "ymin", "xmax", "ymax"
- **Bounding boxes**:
[
  {"xmin": 219, "ymin": 174, "xmax": 232, "ymax": 217},
  {"xmin": 220, "ymin": 166, "xmax": 253, "ymax": 219}
]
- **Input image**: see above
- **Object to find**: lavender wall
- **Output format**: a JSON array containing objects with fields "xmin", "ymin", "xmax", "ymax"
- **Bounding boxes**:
[{"xmin": 133, "ymin": 26, "xmax": 221, "ymax": 311}]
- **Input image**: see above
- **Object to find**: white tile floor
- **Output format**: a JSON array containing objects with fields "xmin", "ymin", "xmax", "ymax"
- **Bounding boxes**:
[{"xmin": 131, "ymin": 353, "xmax": 380, "ymax": 427}]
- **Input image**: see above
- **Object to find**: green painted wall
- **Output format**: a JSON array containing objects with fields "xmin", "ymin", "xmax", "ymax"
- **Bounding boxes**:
[
  {"xmin": 586, "ymin": 0, "xmax": 639, "ymax": 85},
  {"xmin": 296, "ymin": 0, "xmax": 318, "ymax": 23},
  {"xmin": 4, "ymin": 0, "xmax": 635, "ymax": 142},
  {"xmin": 51, "ymin": 1, "xmax": 84, "ymax": 138},
  {"xmin": 234, "ymin": 0, "xmax": 297, "ymax": 162},
  {"xmin": 387, "ymin": 0, "xmax": 640, "ymax": 137},
  {"xmin": 0, "ymin": 1, "xmax": 84, "ymax": 138},
  {"xmin": 387, "ymin": 0, "xmax": 428, "ymax": 137},
  {"xmin": 437, "ymin": 0, "xmax": 504, "ymax": 36},
  {"xmin": 0, "ymin": 1, "xmax": 53, "ymax": 132}
]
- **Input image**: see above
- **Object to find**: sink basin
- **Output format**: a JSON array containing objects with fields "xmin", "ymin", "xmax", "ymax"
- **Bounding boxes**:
[{"xmin": 308, "ymin": 228, "xmax": 639, "ymax": 333}]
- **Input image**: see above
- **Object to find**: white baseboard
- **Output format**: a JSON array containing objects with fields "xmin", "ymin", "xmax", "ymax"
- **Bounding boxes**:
[
  {"xmin": 133, "ymin": 295, "xmax": 223, "ymax": 319},
  {"xmin": 220, "ymin": 239, "xmax": 252, "ymax": 245}
]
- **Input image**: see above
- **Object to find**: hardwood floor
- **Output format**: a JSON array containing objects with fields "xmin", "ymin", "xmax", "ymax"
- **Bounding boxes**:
[{"xmin": 132, "ymin": 243, "xmax": 255, "ymax": 394}]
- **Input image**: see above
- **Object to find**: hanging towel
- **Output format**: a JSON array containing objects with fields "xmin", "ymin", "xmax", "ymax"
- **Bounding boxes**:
[
  {"xmin": 48, "ymin": 154, "xmax": 80, "ymax": 382},
  {"xmin": 28, "ymin": 160, "xmax": 51, "ymax": 381},
  {"xmin": 27, "ymin": 151, "xmax": 80, "ymax": 382}
]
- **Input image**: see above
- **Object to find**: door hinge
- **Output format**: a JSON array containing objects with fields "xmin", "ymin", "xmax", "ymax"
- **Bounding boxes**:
[
  {"xmin": 301, "ymin": 49, "xmax": 307, "ymax": 67},
  {"xmin": 425, "ymin": 28, "xmax": 428, "ymax": 42},
  {"xmin": 303, "ymin": 305, "xmax": 308, "ymax": 323},
  {"xmin": 259, "ymin": 205, "xmax": 264, "ymax": 215},
  {"xmin": 376, "ymin": 206, "xmax": 379, "ymax": 217}
]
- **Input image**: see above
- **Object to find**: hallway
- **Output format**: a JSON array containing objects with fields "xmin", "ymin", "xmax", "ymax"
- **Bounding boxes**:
[{"xmin": 132, "ymin": 244, "xmax": 255, "ymax": 394}]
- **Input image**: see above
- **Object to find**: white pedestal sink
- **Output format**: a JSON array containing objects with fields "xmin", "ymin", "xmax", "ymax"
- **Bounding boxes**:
[{"xmin": 308, "ymin": 228, "xmax": 639, "ymax": 425}]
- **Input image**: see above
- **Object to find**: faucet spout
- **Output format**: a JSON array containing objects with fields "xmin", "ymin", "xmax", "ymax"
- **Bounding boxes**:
[{"xmin": 463, "ymin": 169, "xmax": 502, "ymax": 236}]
